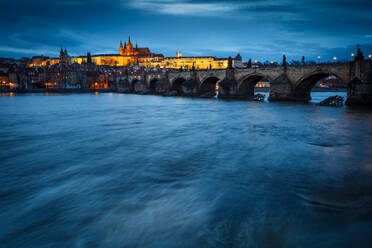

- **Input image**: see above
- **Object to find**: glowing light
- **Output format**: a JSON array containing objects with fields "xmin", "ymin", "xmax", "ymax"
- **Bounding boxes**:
[
  {"xmin": 254, "ymin": 59, "xmax": 258, "ymax": 64},
  {"xmin": 94, "ymin": 91, "xmax": 99, "ymax": 95},
  {"xmin": 9, "ymin": 92, "xmax": 14, "ymax": 96},
  {"xmin": 333, "ymin": 56, "xmax": 337, "ymax": 61},
  {"xmin": 215, "ymin": 83, "xmax": 219, "ymax": 92},
  {"xmin": 369, "ymin": 54, "xmax": 372, "ymax": 58},
  {"xmin": 351, "ymin": 53, "xmax": 355, "ymax": 57},
  {"xmin": 317, "ymin": 56, "xmax": 321, "ymax": 59},
  {"xmin": 270, "ymin": 61, "xmax": 274, "ymax": 64}
]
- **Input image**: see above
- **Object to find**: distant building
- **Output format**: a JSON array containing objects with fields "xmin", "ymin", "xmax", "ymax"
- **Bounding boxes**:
[
  {"xmin": 233, "ymin": 53, "xmax": 243, "ymax": 68},
  {"xmin": 27, "ymin": 37, "xmax": 239, "ymax": 70},
  {"xmin": 317, "ymin": 76, "xmax": 346, "ymax": 88}
]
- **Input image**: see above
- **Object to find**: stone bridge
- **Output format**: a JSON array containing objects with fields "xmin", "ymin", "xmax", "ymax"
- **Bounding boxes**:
[{"xmin": 117, "ymin": 50, "xmax": 372, "ymax": 105}]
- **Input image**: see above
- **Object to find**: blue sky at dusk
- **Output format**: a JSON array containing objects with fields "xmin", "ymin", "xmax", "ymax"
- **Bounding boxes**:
[{"xmin": 1, "ymin": 0, "xmax": 372, "ymax": 62}]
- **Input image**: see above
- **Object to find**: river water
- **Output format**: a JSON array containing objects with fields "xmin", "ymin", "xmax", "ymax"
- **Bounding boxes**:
[{"xmin": 1, "ymin": 92, "xmax": 372, "ymax": 247}]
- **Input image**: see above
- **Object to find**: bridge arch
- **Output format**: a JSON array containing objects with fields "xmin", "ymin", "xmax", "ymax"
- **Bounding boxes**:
[
  {"xmin": 171, "ymin": 77, "xmax": 186, "ymax": 95},
  {"xmin": 130, "ymin": 78, "xmax": 138, "ymax": 91},
  {"xmin": 131, "ymin": 78, "xmax": 147, "ymax": 93},
  {"xmin": 118, "ymin": 78, "xmax": 130, "ymax": 89},
  {"xmin": 294, "ymin": 71, "xmax": 346, "ymax": 100},
  {"xmin": 199, "ymin": 76, "xmax": 221, "ymax": 95},
  {"xmin": 149, "ymin": 78, "xmax": 158, "ymax": 92},
  {"xmin": 238, "ymin": 73, "xmax": 272, "ymax": 97}
]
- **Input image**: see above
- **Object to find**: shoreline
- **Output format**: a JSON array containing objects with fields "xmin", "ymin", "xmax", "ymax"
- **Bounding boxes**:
[
  {"xmin": 1, "ymin": 87, "xmax": 347, "ymax": 94},
  {"xmin": 0, "ymin": 88, "xmax": 113, "ymax": 94}
]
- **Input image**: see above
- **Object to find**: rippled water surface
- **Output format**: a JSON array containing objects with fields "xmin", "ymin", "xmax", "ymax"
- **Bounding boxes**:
[{"xmin": 1, "ymin": 92, "xmax": 372, "ymax": 247}]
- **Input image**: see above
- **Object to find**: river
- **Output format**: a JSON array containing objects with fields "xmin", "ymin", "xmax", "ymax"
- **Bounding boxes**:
[{"xmin": 1, "ymin": 92, "xmax": 372, "ymax": 247}]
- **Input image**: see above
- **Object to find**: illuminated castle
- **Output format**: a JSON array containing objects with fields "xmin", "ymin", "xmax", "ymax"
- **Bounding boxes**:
[
  {"xmin": 28, "ymin": 36, "xmax": 234, "ymax": 69},
  {"xmin": 119, "ymin": 36, "xmax": 151, "ymax": 56}
]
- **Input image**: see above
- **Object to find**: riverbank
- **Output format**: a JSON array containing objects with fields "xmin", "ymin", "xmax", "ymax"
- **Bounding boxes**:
[
  {"xmin": 1, "ymin": 87, "xmax": 346, "ymax": 94},
  {"xmin": 0, "ymin": 88, "xmax": 113, "ymax": 94}
]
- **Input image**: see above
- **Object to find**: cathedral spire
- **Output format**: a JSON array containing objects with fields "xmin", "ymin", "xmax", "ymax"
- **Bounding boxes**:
[
  {"xmin": 119, "ymin": 40, "xmax": 124, "ymax": 55},
  {"xmin": 60, "ymin": 47, "xmax": 64, "ymax": 59}
]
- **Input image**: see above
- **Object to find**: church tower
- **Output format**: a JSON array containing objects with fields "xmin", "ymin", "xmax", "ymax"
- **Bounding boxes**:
[
  {"xmin": 124, "ymin": 36, "xmax": 133, "ymax": 55},
  {"xmin": 59, "ymin": 48, "xmax": 64, "ymax": 60},
  {"xmin": 119, "ymin": 41, "xmax": 124, "ymax": 55}
]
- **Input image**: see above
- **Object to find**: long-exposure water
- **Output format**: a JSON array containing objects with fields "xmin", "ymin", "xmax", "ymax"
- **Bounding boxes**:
[{"xmin": 1, "ymin": 92, "xmax": 372, "ymax": 247}]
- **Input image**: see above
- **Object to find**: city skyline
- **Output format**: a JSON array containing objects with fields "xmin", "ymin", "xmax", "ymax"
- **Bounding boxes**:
[{"xmin": 1, "ymin": 0, "xmax": 372, "ymax": 62}]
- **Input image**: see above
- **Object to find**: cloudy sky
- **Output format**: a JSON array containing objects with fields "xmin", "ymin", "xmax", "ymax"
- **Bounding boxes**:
[{"xmin": 0, "ymin": 0, "xmax": 372, "ymax": 62}]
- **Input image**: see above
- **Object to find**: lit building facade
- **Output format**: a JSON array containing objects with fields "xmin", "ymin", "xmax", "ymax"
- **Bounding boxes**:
[{"xmin": 28, "ymin": 37, "xmax": 237, "ymax": 70}]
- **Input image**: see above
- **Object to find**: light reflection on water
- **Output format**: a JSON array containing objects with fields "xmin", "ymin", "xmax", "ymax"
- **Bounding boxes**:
[{"xmin": 0, "ymin": 92, "xmax": 372, "ymax": 247}]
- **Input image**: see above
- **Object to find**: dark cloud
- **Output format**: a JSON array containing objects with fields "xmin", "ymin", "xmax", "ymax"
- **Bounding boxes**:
[{"xmin": 0, "ymin": 0, "xmax": 371, "ymax": 61}]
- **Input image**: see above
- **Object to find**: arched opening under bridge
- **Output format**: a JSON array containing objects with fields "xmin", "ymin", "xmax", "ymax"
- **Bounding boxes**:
[
  {"xmin": 149, "ymin": 78, "xmax": 158, "ymax": 93},
  {"xmin": 200, "ymin": 77, "xmax": 220, "ymax": 96},
  {"xmin": 238, "ymin": 75, "xmax": 271, "ymax": 97},
  {"xmin": 171, "ymin": 78, "xmax": 186, "ymax": 95},
  {"xmin": 171, "ymin": 78, "xmax": 186, "ymax": 96},
  {"xmin": 295, "ymin": 72, "xmax": 347, "ymax": 102},
  {"xmin": 130, "ymin": 78, "xmax": 138, "ymax": 91}
]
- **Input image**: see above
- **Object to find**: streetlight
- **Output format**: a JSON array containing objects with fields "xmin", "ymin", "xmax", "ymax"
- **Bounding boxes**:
[
  {"xmin": 333, "ymin": 56, "xmax": 337, "ymax": 62},
  {"xmin": 317, "ymin": 56, "xmax": 321, "ymax": 63},
  {"xmin": 351, "ymin": 53, "xmax": 354, "ymax": 57},
  {"xmin": 254, "ymin": 59, "xmax": 258, "ymax": 64},
  {"xmin": 369, "ymin": 54, "xmax": 372, "ymax": 59}
]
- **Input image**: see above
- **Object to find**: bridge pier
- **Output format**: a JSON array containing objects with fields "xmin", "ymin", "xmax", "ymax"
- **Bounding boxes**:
[
  {"xmin": 217, "ymin": 57, "xmax": 240, "ymax": 99},
  {"xmin": 156, "ymin": 72, "xmax": 171, "ymax": 95},
  {"xmin": 346, "ymin": 77, "xmax": 372, "ymax": 106},
  {"xmin": 182, "ymin": 69, "xmax": 200, "ymax": 97},
  {"xmin": 345, "ymin": 50, "xmax": 372, "ymax": 106},
  {"xmin": 182, "ymin": 79, "xmax": 200, "ymax": 96},
  {"xmin": 218, "ymin": 78, "xmax": 238, "ymax": 99},
  {"xmin": 155, "ymin": 78, "xmax": 171, "ymax": 95},
  {"xmin": 268, "ymin": 74, "xmax": 297, "ymax": 101}
]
